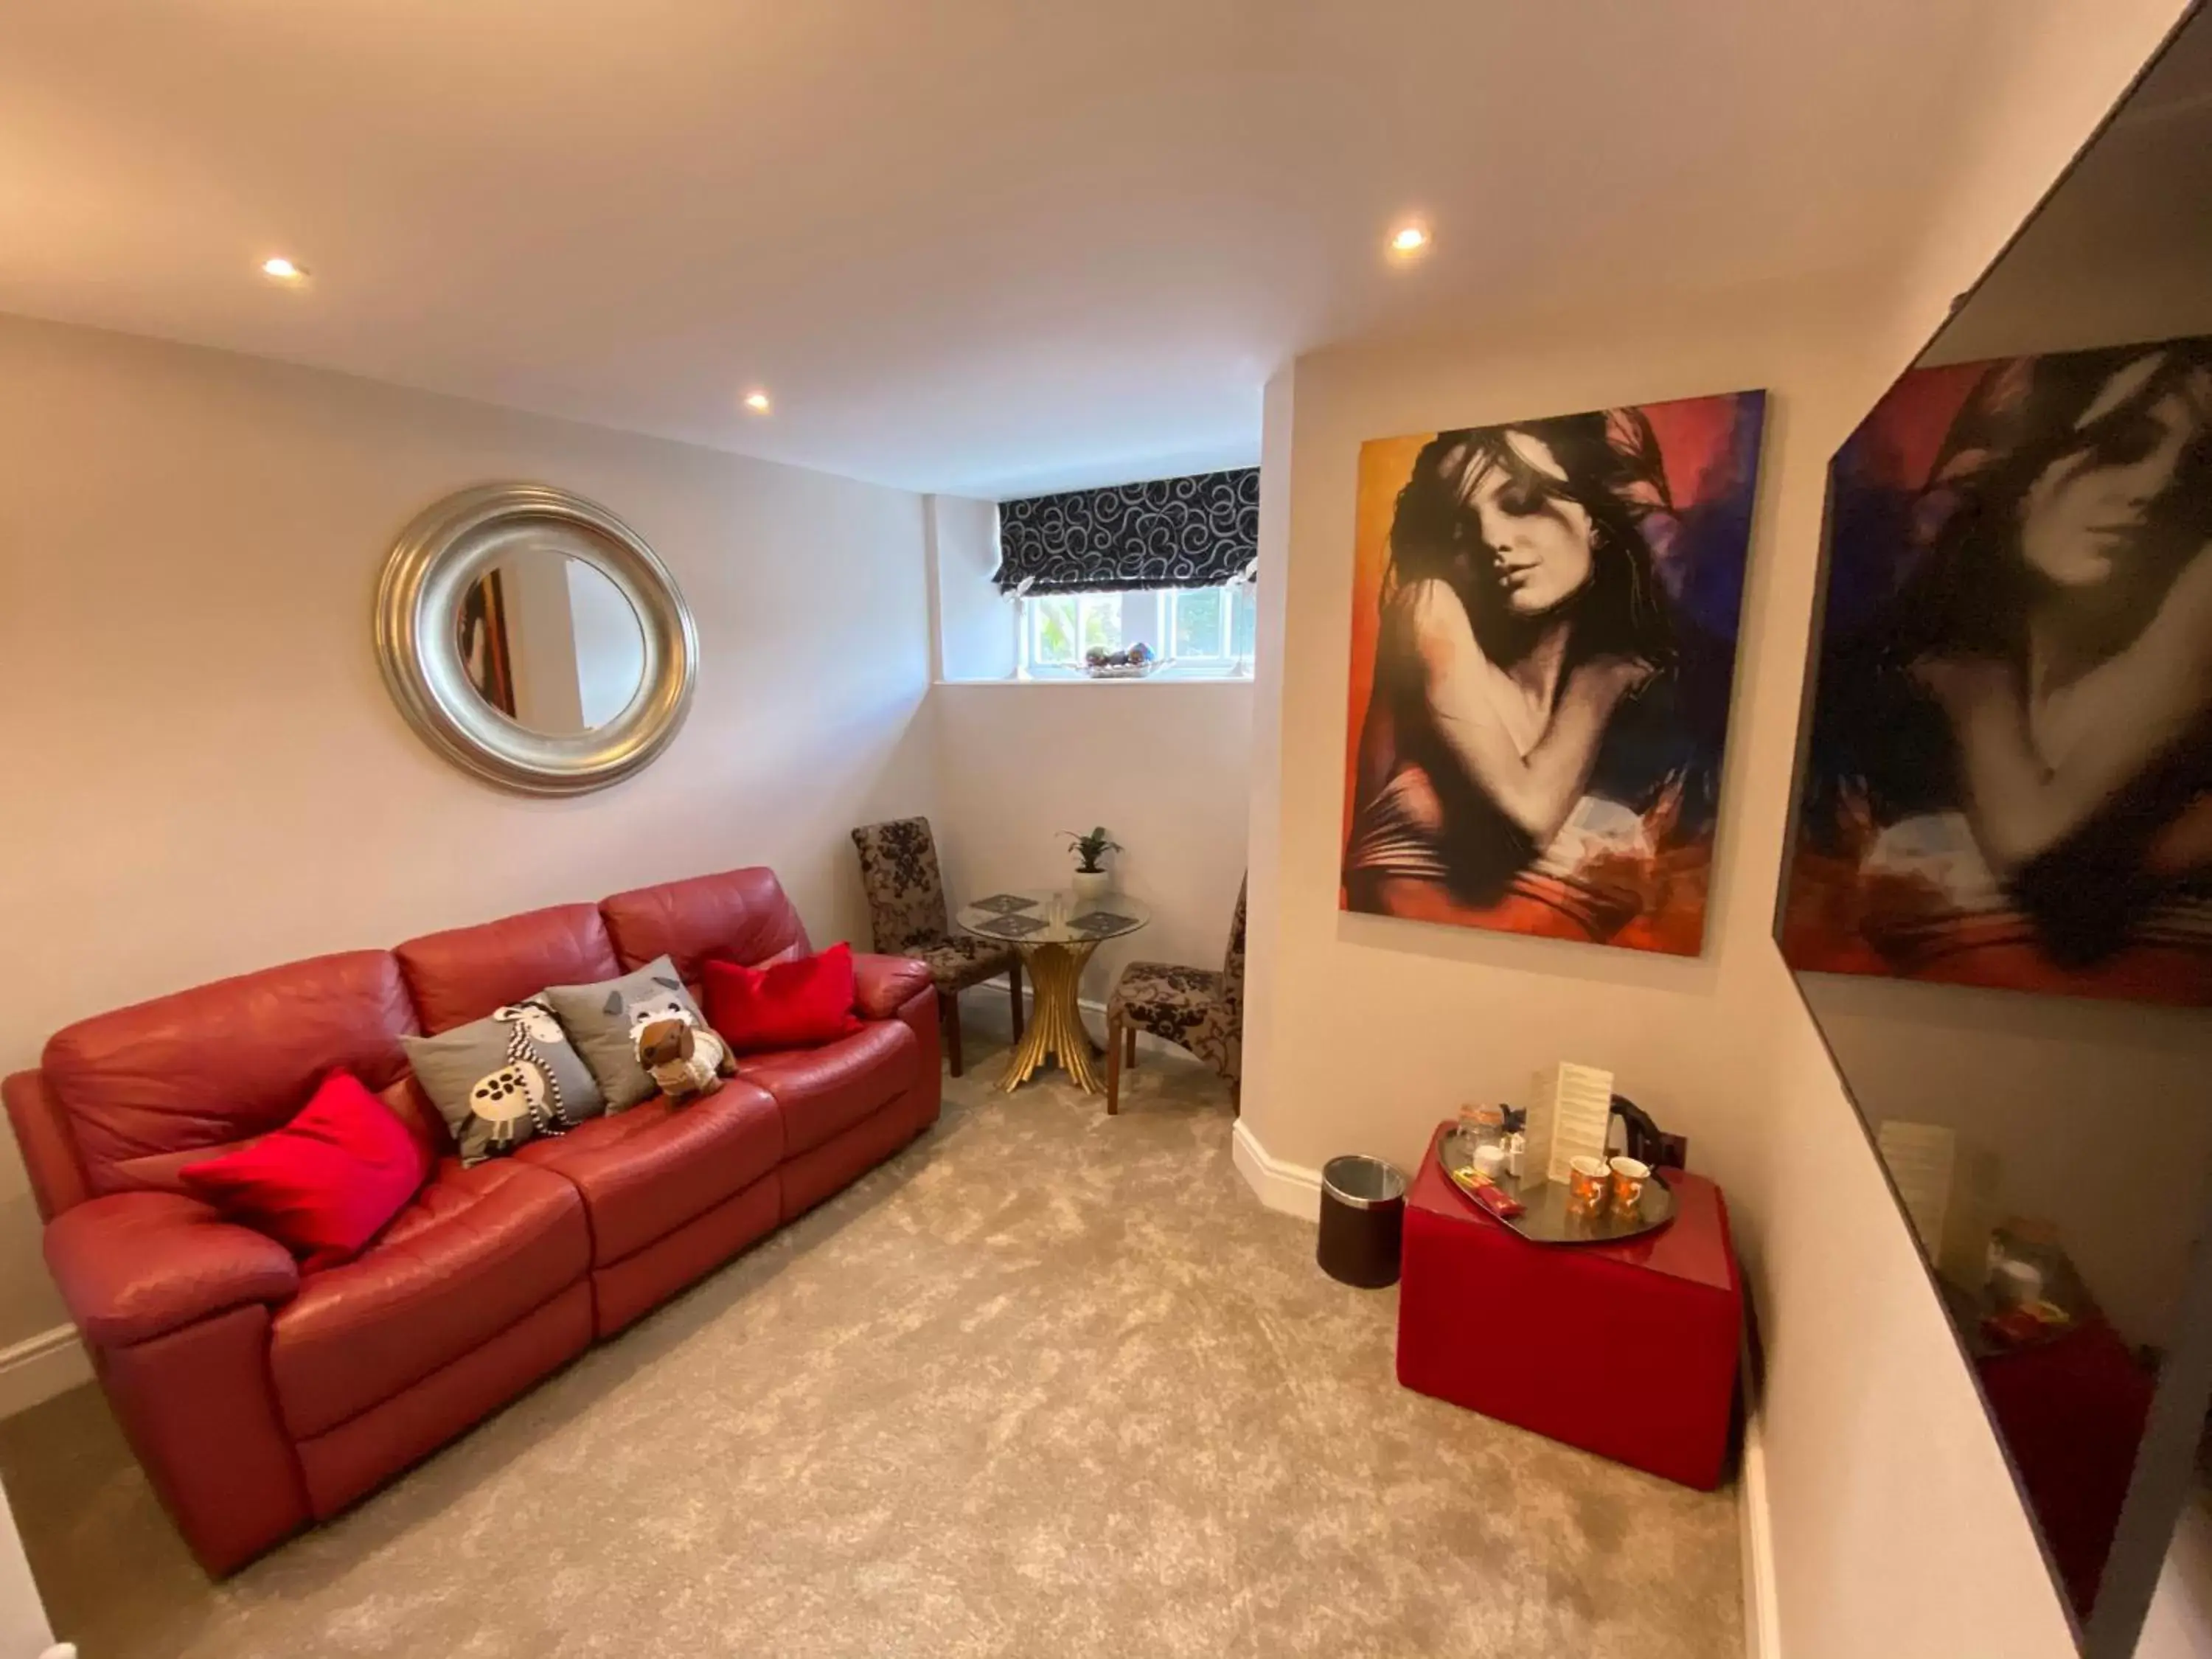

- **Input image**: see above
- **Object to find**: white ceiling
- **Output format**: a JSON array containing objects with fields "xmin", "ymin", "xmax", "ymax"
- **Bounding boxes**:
[{"xmin": 0, "ymin": 1, "xmax": 2074, "ymax": 497}]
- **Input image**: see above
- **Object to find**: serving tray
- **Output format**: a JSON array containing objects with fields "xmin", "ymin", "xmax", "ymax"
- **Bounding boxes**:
[{"xmin": 1438, "ymin": 1126, "xmax": 1675, "ymax": 1246}]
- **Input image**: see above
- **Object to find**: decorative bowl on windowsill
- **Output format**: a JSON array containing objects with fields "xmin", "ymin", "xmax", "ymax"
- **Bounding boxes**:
[{"xmin": 1083, "ymin": 643, "xmax": 1155, "ymax": 679}]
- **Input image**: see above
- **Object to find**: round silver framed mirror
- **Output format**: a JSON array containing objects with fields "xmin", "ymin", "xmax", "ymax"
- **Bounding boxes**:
[{"xmin": 375, "ymin": 484, "xmax": 698, "ymax": 794}]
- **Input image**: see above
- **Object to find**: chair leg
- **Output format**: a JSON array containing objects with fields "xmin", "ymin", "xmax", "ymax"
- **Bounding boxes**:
[
  {"xmin": 1007, "ymin": 959, "xmax": 1025, "ymax": 1042},
  {"xmin": 1105, "ymin": 1012, "xmax": 1122, "ymax": 1115},
  {"xmin": 942, "ymin": 991, "xmax": 964, "ymax": 1079},
  {"xmin": 1124, "ymin": 1023, "xmax": 1138, "ymax": 1068}
]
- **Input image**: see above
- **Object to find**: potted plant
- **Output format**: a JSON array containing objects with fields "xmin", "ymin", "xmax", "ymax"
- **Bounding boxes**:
[{"xmin": 1062, "ymin": 826, "xmax": 1122, "ymax": 901}]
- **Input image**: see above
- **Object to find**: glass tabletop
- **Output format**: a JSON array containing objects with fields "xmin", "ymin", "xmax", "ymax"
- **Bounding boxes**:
[{"xmin": 954, "ymin": 889, "xmax": 1152, "ymax": 945}]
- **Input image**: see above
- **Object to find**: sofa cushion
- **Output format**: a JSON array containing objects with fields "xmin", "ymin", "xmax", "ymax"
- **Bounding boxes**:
[
  {"xmin": 396, "ymin": 904, "xmax": 619, "ymax": 1036},
  {"xmin": 736, "ymin": 1020, "xmax": 918, "ymax": 1156},
  {"xmin": 268, "ymin": 1158, "xmax": 588, "ymax": 1440},
  {"xmin": 181, "ymin": 1071, "xmax": 429, "ymax": 1271},
  {"xmin": 704, "ymin": 945, "xmax": 862, "ymax": 1055},
  {"xmin": 403, "ymin": 998, "xmax": 605, "ymax": 1166},
  {"xmin": 513, "ymin": 1079, "xmax": 782, "ymax": 1265},
  {"xmin": 540, "ymin": 956, "xmax": 713, "ymax": 1114},
  {"xmin": 43, "ymin": 952, "xmax": 417, "ymax": 1199},
  {"xmin": 600, "ymin": 867, "xmax": 810, "ymax": 981}
]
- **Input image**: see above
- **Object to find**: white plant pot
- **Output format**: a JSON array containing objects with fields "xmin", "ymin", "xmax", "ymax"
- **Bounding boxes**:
[{"xmin": 1070, "ymin": 869, "xmax": 1113, "ymax": 902}]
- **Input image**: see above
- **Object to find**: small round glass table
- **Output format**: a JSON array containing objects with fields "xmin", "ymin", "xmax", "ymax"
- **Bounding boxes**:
[{"xmin": 953, "ymin": 890, "xmax": 1151, "ymax": 1093}]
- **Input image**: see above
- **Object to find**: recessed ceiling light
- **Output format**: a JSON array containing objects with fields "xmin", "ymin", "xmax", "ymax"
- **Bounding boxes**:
[
  {"xmin": 1388, "ymin": 223, "xmax": 1430, "ymax": 257},
  {"xmin": 260, "ymin": 256, "xmax": 309, "ymax": 283},
  {"xmin": 742, "ymin": 390, "xmax": 771, "ymax": 414}
]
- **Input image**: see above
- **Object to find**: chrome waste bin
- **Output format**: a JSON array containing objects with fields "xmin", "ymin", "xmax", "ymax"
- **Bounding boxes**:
[{"xmin": 1316, "ymin": 1155, "xmax": 1407, "ymax": 1287}]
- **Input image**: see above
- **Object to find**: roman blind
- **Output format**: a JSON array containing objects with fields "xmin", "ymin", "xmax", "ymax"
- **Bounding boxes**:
[{"xmin": 992, "ymin": 467, "xmax": 1259, "ymax": 595}]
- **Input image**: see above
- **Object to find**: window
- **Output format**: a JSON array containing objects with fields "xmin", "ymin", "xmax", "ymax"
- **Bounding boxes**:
[{"xmin": 1021, "ymin": 587, "xmax": 1256, "ymax": 679}]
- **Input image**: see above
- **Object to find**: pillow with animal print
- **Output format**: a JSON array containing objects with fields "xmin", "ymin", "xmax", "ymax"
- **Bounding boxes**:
[
  {"xmin": 540, "ymin": 956, "xmax": 716, "ymax": 1113},
  {"xmin": 401, "ymin": 995, "xmax": 606, "ymax": 1166}
]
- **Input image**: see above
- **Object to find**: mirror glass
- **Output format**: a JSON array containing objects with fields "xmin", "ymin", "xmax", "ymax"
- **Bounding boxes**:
[
  {"xmin": 1778, "ymin": 12, "xmax": 2212, "ymax": 1655},
  {"xmin": 455, "ymin": 552, "xmax": 647, "ymax": 737}
]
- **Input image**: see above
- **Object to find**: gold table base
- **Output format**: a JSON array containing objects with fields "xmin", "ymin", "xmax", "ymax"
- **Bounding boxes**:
[{"xmin": 995, "ymin": 940, "xmax": 1102, "ymax": 1093}]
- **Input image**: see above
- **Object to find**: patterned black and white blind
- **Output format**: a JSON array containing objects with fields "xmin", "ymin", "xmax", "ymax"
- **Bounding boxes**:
[{"xmin": 992, "ymin": 467, "xmax": 1259, "ymax": 595}]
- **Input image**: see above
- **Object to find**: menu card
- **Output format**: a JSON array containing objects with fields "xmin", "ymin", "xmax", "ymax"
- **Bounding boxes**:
[{"xmin": 1523, "ymin": 1061, "xmax": 1615, "ymax": 1187}]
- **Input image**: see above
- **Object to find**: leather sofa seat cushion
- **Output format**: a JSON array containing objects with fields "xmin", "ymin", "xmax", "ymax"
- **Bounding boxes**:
[
  {"xmin": 601, "ymin": 867, "xmax": 810, "ymax": 981},
  {"xmin": 42, "ymin": 952, "xmax": 417, "ymax": 1199},
  {"xmin": 737, "ymin": 1021, "xmax": 918, "ymax": 1156},
  {"xmin": 396, "ymin": 905, "xmax": 620, "ymax": 1036},
  {"xmin": 269, "ymin": 1158, "xmax": 588, "ymax": 1440},
  {"xmin": 514, "ymin": 1079, "xmax": 782, "ymax": 1265}
]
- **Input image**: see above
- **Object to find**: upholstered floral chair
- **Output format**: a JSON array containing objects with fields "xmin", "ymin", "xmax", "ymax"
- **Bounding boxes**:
[
  {"xmin": 1105, "ymin": 877, "xmax": 1245, "ymax": 1115},
  {"xmin": 851, "ymin": 817, "xmax": 1021, "ymax": 1077}
]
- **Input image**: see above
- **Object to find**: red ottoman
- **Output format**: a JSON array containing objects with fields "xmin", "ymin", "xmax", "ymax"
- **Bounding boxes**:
[{"xmin": 1396, "ymin": 1122, "xmax": 1742, "ymax": 1489}]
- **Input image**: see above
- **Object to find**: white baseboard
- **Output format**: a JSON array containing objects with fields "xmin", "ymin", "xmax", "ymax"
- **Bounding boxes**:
[
  {"xmin": 1231, "ymin": 1119, "xmax": 1322, "ymax": 1222},
  {"xmin": 1739, "ymin": 1364, "xmax": 1781, "ymax": 1658},
  {"xmin": 0, "ymin": 1325, "xmax": 88, "ymax": 1419}
]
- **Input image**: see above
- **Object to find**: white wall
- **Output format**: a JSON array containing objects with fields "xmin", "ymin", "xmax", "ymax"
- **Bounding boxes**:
[
  {"xmin": 926, "ymin": 494, "xmax": 1018, "ymax": 682},
  {"xmin": 928, "ymin": 682, "xmax": 1252, "ymax": 1018},
  {"xmin": 919, "ymin": 478, "xmax": 1253, "ymax": 1029},
  {"xmin": 0, "ymin": 1481, "xmax": 52, "ymax": 1659},
  {"xmin": 0, "ymin": 313, "xmax": 939, "ymax": 1352}
]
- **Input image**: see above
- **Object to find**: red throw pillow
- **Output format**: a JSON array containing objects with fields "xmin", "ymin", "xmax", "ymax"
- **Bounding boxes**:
[
  {"xmin": 182, "ymin": 1070, "xmax": 430, "ymax": 1273},
  {"xmin": 703, "ymin": 943, "xmax": 863, "ymax": 1054}
]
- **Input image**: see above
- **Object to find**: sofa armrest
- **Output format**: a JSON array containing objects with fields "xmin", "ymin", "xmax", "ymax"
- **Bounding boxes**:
[
  {"xmin": 852, "ymin": 953, "xmax": 935, "ymax": 1021},
  {"xmin": 4, "ymin": 1069, "xmax": 91, "ymax": 1220},
  {"xmin": 47, "ymin": 1192, "xmax": 300, "ymax": 1349}
]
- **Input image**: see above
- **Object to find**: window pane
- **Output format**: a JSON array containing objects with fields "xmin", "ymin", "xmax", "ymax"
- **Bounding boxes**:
[
  {"xmin": 1034, "ymin": 596, "xmax": 1078, "ymax": 664},
  {"xmin": 1172, "ymin": 588, "xmax": 1225, "ymax": 658},
  {"xmin": 1127, "ymin": 591, "xmax": 1164, "ymax": 659},
  {"xmin": 1230, "ymin": 585, "xmax": 1257, "ymax": 659},
  {"xmin": 1079, "ymin": 594, "xmax": 1123, "ymax": 656}
]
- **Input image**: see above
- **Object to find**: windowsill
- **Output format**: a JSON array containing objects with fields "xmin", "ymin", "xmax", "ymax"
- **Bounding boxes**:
[{"xmin": 935, "ymin": 668, "xmax": 1255, "ymax": 687}]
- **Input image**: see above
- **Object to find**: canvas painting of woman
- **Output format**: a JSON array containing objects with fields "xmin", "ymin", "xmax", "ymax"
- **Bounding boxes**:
[
  {"xmin": 1783, "ymin": 337, "xmax": 2212, "ymax": 1005},
  {"xmin": 1341, "ymin": 390, "xmax": 1767, "ymax": 955}
]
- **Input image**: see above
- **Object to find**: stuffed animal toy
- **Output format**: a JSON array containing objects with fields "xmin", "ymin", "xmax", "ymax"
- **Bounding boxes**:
[{"xmin": 635, "ymin": 1015, "xmax": 737, "ymax": 1102}]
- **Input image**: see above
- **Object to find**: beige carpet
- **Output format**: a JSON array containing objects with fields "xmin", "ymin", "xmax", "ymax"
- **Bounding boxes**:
[{"xmin": 0, "ymin": 1037, "xmax": 1743, "ymax": 1658}]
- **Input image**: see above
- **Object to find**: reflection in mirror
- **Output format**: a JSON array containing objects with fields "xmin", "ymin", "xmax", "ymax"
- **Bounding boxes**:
[
  {"xmin": 1778, "ymin": 10, "xmax": 2212, "ymax": 1655},
  {"xmin": 455, "ymin": 554, "xmax": 647, "ymax": 737}
]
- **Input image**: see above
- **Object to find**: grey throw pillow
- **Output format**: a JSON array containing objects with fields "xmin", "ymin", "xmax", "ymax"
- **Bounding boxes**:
[
  {"xmin": 402, "ymin": 995, "xmax": 606, "ymax": 1166},
  {"xmin": 541, "ymin": 956, "xmax": 712, "ymax": 1113}
]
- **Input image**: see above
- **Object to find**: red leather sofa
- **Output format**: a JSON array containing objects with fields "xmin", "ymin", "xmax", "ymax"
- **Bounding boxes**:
[{"xmin": 1, "ymin": 866, "xmax": 939, "ymax": 1574}]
